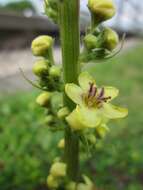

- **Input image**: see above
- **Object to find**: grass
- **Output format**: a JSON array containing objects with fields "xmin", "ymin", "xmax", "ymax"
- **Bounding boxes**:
[{"xmin": 0, "ymin": 43, "xmax": 143, "ymax": 190}]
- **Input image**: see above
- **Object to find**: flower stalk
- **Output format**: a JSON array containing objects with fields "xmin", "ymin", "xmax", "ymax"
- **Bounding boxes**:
[
  {"xmin": 30, "ymin": 0, "xmax": 128, "ymax": 188},
  {"xmin": 59, "ymin": 0, "xmax": 80, "ymax": 181}
]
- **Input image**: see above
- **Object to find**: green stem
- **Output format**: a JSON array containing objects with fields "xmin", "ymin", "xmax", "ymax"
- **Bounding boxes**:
[
  {"xmin": 59, "ymin": 0, "xmax": 80, "ymax": 181},
  {"xmin": 47, "ymin": 47, "xmax": 55, "ymax": 66},
  {"xmin": 91, "ymin": 13, "xmax": 98, "ymax": 32}
]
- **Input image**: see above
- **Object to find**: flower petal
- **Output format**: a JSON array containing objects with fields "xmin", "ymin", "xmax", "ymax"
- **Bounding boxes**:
[
  {"xmin": 66, "ymin": 108, "xmax": 87, "ymax": 130},
  {"xmin": 65, "ymin": 83, "xmax": 83, "ymax": 105},
  {"xmin": 66, "ymin": 105, "xmax": 101, "ymax": 130},
  {"xmin": 78, "ymin": 72, "xmax": 96, "ymax": 92},
  {"xmin": 102, "ymin": 103, "xmax": 128, "ymax": 119},
  {"xmin": 103, "ymin": 86, "xmax": 119, "ymax": 101},
  {"xmin": 77, "ymin": 106, "xmax": 101, "ymax": 128}
]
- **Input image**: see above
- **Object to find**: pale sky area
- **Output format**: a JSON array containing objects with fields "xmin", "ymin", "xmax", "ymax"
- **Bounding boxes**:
[{"xmin": 0, "ymin": 0, "xmax": 143, "ymax": 32}]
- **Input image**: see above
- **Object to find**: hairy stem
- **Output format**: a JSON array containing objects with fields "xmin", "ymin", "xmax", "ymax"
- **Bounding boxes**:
[{"xmin": 59, "ymin": 0, "xmax": 80, "ymax": 181}]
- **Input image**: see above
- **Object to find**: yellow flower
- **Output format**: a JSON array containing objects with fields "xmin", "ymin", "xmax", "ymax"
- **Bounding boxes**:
[{"xmin": 65, "ymin": 72, "xmax": 128, "ymax": 130}]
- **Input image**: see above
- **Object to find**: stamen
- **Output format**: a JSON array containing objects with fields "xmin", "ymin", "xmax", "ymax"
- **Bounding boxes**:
[
  {"xmin": 98, "ymin": 87, "xmax": 104, "ymax": 98},
  {"xmin": 91, "ymin": 87, "xmax": 97, "ymax": 97},
  {"xmin": 101, "ymin": 96, "xmax": 111, "ymax": 102},
  {"xmin": 88, "ymin": 83, "xmax": 94, "ymax": 98}
]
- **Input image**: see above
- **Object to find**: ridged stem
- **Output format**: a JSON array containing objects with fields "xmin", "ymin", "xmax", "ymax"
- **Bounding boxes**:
[{"xmin": 59, "ymin": 0, "xmax": 80, "ymax": 181}]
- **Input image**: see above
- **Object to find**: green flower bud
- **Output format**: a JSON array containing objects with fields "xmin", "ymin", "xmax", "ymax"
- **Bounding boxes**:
[
  {"xmin": 31, "ymin": 35, "xmax": 53, "ymax": 57},
  {"xmin": 88, "ymin": 0, "xmax": 116, "ymax": 22},
  {"xmin": 47, "ymin": 174, "xmax": 59, "ymax": 189},
  {"xmin": 102, "ymin": 27, "xmax": 119, "ymax": 50},
  {"xmin": 46, "ymin": 7, "xmax": 58, "ymax": 22},
  {"xmin": 58, "ymin": 138, "xmax": 65, "ymax": 149},
  {"xmin": 57, "ymin": 107, "xmax": 69, "ymax": 119},
  {"xmin": 50, "ymin": 162, "xmax": 66, "ymax": 177},
  {"xmin": 49, "ymin": 65, "xmax": 61, "ymax": 78},
  {"xmin": 36, "ymin": 92, "xmax": 51, "ymax": 107},
  {"xmin": 84, "ymin": 34, "xmax": 98, "ymax": 50},
  {"xmin": 87, "ymin": 134, "xmax": 96, "ymax": 144},
  {"xmin": 44, "ymin": 115, "xmax": 54, "ymax": 124},
  {"xmin": 96, "ymin": 124, "xmax": 109, "ymax": 138},
  {"xmin": 66, "ymin": 182, "xmax": 76, "ymax": 190},
  {"xmin": 33, "ymin": 60, "xmax": 49, "ymax": 76}
]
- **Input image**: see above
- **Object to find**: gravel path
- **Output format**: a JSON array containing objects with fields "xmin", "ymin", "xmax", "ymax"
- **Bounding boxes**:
[{"xmin": 0, "ymin": 38, "xmax": 141, "ymax": 93}]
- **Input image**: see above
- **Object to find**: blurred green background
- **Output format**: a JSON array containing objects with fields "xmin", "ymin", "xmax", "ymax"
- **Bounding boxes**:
[{"xmin": 0, "ymin": 0, "xmax": 143, "ymax": 190}]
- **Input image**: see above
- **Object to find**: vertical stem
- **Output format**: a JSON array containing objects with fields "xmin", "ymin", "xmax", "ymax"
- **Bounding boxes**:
[{"xmin": 59, "ymin": 0, "xmax": 80, "ymax": 181}]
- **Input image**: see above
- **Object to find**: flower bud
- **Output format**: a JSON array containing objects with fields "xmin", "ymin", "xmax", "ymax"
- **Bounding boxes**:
[
  {"xmin": 46, "ymin": 7, "xmax": 58, "ymax": 22},
  {"xmin": 88, "ymin": 0, "xmax": 116, "ymax": 22},
  {"xmin": 87, "ymin": 134, "xmax": 96, "ymax": 144},
  {"xmin": 58, "ymin": 138, "xmax": 65, "ymax": 149},
  {"xmin": 33, "ymin": 60, "xmax": 49, "ymax": 76},
  {"xmin": 47, "ymin": 174, "xmax": 59, "ymax": 189},
  {"xmin": 49, "ymin": 65, "xmax": 61, "ymax": 78},
  {"xmin": 84, "ymin": 34, "xmax": 98, "ymax": 50},
  {"xmin": 31, "ymin": 35, "xmax": 53, "ymax": 57},
  {"xmin": 50, "ymin": 162, "xmax": 66, "ymax": 177},
  {"xmin": 57, "ymin": 107, "xmax": 69, "ymax": 119},
  {"xmin": 96, "ymin": 124, "xmax": 109, "ymax": 138},
  {"xmin": 36, "ymin": 92, "xmax": 51, "ymax": 107},
  {"xmin": 44, "ymin": 115, "xmax": 54, "ymax": 124},
  {"xmin": 66, "ymin": 182, "xmax": 76, "ymax": 190},
  {"xmin": 102, "ymin": 27, "xmax": 119, "ymax": 50}
]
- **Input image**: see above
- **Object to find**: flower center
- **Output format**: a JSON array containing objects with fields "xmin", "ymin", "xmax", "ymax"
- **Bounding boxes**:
[{"xmin": 83, "ymin": 83, "xmax": 111, "ymax": 108}]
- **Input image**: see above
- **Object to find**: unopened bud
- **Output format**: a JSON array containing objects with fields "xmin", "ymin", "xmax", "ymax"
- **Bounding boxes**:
[
  {"xmin": 31, "ymin": 35, "xmax": 53, "ymax": 57},
  {"xmin": 47, "ymin": 174, "xmax": 59, "ymax": 189},
  {"xmin": 50, "ymin": 162, "xmax": 66, "ymax": 177},
  {"xmin": 87, "ymin": 134, "xmax": 96, "ymax": 144},
  {"xmin": 88, "ymin": 0, "xmax": 116, "ymax": 23},
  {"xmin": 84, "ymin": 34, "xmax": 98, "ymax": 50},
  {"xmin": 102, "ymin": 27, "xmax": 119, "ymax": 50},
  {"xmin": 66, "ymin": 182, "xmax": 76, "ymax": 190},
  {"xmin": 49, "ymin": 65, "xmax": 61, "ymax": 78},
  {"xmin": 33, "ymin": 60, "xmax": 49, "ymax": 76},
  {"xmin": 96, "ymin": 124, "xmax": 109, "ymax": 138},
  {"xmin": 58, "ymin": 138, "xmax": 65, "ymax": 149},
  {"xmin": 36, "ymin": 92, "xmax": 51, "ymax": 107},
  {"xmin": 44, "ymin": 115, "xmax": 54, "ymax": 124},
  {"xmin": 57, "ymin": 107, "xmax": 69, "ymax": 119}
]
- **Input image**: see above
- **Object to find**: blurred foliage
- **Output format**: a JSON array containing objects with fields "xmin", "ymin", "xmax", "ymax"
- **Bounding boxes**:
[
  {"xmin": 0, "ymin": 91, "xmax": 62, "ymax": 190},
  {"xmin": 0, "ymin": 43, "xmax": 143, "ymax": 190},
  {"xmin": 0, "ymin": 0, "xmax": 36, "ymax": 13}
]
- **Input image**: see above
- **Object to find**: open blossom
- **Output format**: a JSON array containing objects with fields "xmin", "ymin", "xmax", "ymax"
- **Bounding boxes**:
[{"xmin": 65, "ymin": 72, "xmax": 128, "ymax": 130}]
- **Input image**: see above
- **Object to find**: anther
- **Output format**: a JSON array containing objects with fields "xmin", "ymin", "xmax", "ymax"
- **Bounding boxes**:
[
  {"xmin": 88, "ymin": 83, "xmax": 94, "ymax": 97},
  {"xmin": 98, "ymin": 87, "xmax": 104, "ymax": 98}
]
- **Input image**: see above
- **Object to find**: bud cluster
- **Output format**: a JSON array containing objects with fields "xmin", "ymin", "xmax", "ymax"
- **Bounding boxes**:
[
  {"xmin": 31, "ymin": 35, "xmax": 63, "ymax": 128},
  {"xmin": 32, "ymin": 35, "xmax": 62, "ymax": 92},
  {"xmin": 80, "ymin": 0, "xmax": 119, "ymax": 64}
]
